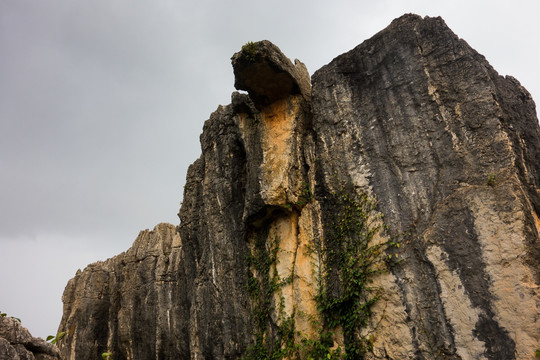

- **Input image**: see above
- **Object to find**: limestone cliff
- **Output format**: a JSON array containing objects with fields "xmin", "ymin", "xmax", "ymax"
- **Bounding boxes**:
[
  {"xmin": 58, "ymin": 224, "xmax": 183, "ymax": 358},
  {"xmin": 56, "ymin": 14, "xmax": 539, "ymax": 360},
  {"xmin": 311, "ymin": 15, "xmax": 539, "ymax": 359}
]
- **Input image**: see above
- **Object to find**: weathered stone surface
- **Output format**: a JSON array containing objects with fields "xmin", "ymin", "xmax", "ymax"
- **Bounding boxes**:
[
  {"xmin": 0, "ymin": 316, "xmax": 61, "ymax": 360},
  {"xmin": 57, "ymin": 223, "xmax": 184, "ymax": 359},
  {"xmin": 59, "ymin": 42, "xmax": 316, "ymax": 360},
  {"xmin": 0, "ymin": 337, "xmax": 19, "ymax": 360},
  {"xmin": 311, "ymin": 13, "xmax": 540, "ymax": 359},
  {"xmin": 58, "ymin": 14, "xmax": 539, "ymax": 360},
  {"xmin": 232, "ymin": 40, "xmax": 311, "ymax": 108}
]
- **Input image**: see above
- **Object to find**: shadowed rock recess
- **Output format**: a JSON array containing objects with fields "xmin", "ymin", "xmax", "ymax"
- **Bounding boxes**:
[{"xmin": 54, "ymin": 14, "xmax": 539, "ymax": 360}]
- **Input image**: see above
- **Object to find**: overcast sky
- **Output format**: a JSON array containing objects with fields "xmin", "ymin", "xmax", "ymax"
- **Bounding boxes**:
[{"xmin": 1, "ymin": 0, "xmax": 538, "ymax": 339}]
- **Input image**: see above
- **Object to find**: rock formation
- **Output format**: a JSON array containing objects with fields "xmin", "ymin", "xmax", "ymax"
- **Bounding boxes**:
[
  {"xmin": 58, "ymin": 224, "xmax": 182, "ymax": 359},
  {"xmin": 56, "ymin": 14, "xmax": 539, "ymax": 360},
  {"xmin": 0, "ymin": 315, "xmax": 61, "ymax": 359}
]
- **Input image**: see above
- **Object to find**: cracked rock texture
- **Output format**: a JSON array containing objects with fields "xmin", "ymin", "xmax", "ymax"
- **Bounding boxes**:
[
  {"xmin": 57, "ymin": 14, "xmax": 539, "ymax": 359},
  {"xmin": 58, "ymin": 224, "xmax": 183, "ymax": 359},
  {"xmin": 0, "ymin": 316, "xmax": 61, "ymax": 359},
  {"xmin": 311, "ymin": 14, "xmax": 540, "ymax": 359}
]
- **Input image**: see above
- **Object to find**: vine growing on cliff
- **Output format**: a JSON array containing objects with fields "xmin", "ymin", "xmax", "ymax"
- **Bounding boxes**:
[
  {"xmin": 244, "ymin": 232, "xmax": 299, "ymax": 359},
  {"xmin": 243, "ymin": 186, "xmax": 400, "ymax": 359},
  {"xmin": 303, "ymin": 188, "xmax": 400, "ymax": 359}
]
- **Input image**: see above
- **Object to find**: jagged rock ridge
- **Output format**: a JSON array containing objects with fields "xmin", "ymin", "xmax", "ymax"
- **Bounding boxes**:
[{"xmin": 55, "ymin": 14, "xmax": 539, "ymax": 360}]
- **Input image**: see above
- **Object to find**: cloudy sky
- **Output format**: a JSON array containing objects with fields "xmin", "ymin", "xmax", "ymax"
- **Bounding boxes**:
[{"xmin": 1, "ymin": 0, "xmax": 538, "ymax": 339}]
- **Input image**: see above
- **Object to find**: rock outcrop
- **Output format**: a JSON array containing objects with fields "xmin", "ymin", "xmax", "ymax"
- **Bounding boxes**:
[
  {"xmin": 58, "ymin": 223, "xmax": 182, "ymax": 359},
  {"xmin": 0, "ymin": 316, "xmax": 61, "ymax": 360},
  {"xmin": 57, "ymin": 14, "xmax": 540, "ymax": 360},
  {"xmin": 232, "ymin": 40, "xmax": 311, "ymax": 108}
]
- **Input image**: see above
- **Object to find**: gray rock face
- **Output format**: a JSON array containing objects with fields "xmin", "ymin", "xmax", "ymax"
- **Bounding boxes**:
[
  {"xmin": 57, "ymin": 223, "xmax": 184, "ymax": 359},
  {"xmin": 310, "ymin": 14, "xmax": 540, "ymax": 359},
  {"xmin": 0, "ymin": 316, "xmax": 61, "ymax": 360},
  {"xmin": 58, "ymin": 14, "xmax": 540, "ymax": 359}
]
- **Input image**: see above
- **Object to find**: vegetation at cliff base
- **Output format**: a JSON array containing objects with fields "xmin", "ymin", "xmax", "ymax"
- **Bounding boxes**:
[
  {"xmin": 304, "ymin": 189, "xmax": 399, "ymax": 359},
  {"xmin": 243, "ymin": 186, "xmax": 400, "ymax": 359},
  {"xmin": 244, "ymin": 231, "xmax": 298, "ymax": 359}
]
